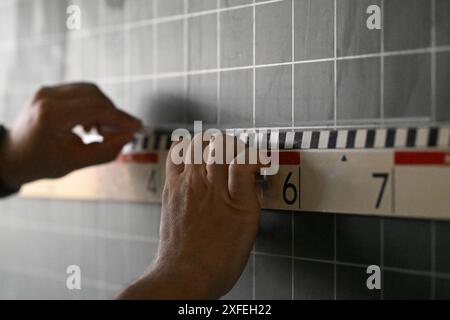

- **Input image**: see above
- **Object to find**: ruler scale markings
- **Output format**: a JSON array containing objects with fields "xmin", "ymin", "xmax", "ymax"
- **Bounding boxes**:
[
  {"xmin": 355, "ymin": 129, "xmax": 367, "ymax": 149},
  {"xmin": 394, "ymin": 128, "xmax": 407, "ymax": 148},
  {"xmin": 20, "ymin": 126, "xmax": 450, "ymax": 220},
  {"xmin": 365, "ymin": 129, "xmax": 376, "ymax": 148},
  {"xmin": 406, "ymin": 128, "xmax": 417, "ymax": 148},
  {"xmin": 375, "ymin": 128, "xmax": 387, "ymax": 148},
  {"xmin": 301, "ymin": 131, "xmax": 312, "ymax": 149},
  {"xmin": 328, "ymin": 130, "xmax": 338, "ymax": 149},
  {"xmin": 336, "ymin": 130, "xmax": 348, "ymax": 149}
]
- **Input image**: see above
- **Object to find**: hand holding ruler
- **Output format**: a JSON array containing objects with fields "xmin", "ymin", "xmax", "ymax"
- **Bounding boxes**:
[{"xmin": 21, "ymin": 126, "xmax": 450, "ymax": 220}]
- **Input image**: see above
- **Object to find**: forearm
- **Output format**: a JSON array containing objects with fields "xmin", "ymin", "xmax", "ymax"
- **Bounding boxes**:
[{"xmin": 0, "ymin": 125, "xmax": 21, "ymax": 196}]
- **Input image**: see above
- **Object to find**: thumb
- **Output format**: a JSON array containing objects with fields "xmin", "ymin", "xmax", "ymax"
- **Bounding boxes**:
[
  {"xmin": 228, "ymin": 160, "xmax": 263, "ymax": 206},
  {"xmin": 79, "ymin": 131, "xmax": 134, "ymax": 166}
]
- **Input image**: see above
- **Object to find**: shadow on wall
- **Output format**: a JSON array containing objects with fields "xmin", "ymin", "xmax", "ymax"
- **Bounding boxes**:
[{"xmin": 139, "ymin": 93, "xmax": 218, "ymax": 130}]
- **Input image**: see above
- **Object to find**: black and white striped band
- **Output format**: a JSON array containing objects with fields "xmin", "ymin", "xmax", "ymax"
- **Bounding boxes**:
[{"xmin": 124, "ymin": 126, "xmax": 450, "ymax": 153}]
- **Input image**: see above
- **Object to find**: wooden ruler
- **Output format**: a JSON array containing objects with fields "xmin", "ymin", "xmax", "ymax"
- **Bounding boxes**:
[{"xmin": 20, "ymin": 126, "xmax": 450, "ymax": 220}]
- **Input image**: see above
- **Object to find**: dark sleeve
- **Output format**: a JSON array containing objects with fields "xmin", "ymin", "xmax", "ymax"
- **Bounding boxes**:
[{"xmin": 0, "ymin": 125, "xmax": 20, "ymax": 198}]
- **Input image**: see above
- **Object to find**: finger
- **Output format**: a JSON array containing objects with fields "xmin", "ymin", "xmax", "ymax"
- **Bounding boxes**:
[
  {"xmin": 55, "ymin": 97, "xmax": 142, "ymax": 132},
  {"xmin": 166, "ymin": 140, "xmax": 186, "ymax": 179},
  {"xmin": 183, "ymin": 133, "xmax": 209, "ymax": 178},
  {"xmin": 228, "ymin": 147, "xmax": 266, "ymax": 204},
  {"xmin": 76, "ymin": 131, "xmax": 135, "ymax": 166},
  {"xmin": 205, "ymin": 133, "xmax": 243, "ymax": 187}
]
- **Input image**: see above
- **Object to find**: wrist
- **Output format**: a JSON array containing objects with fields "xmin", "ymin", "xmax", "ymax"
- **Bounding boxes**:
[{"xmin": 118, "ymin": 258, "xmax": 218, "ymax": 300}]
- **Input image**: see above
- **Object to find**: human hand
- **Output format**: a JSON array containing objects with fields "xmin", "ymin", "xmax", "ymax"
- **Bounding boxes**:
[
  {"xmin": 0, "ymin": 83, "xmax": 142, "ymax": 189},
  {"xmin": 118, "ymin": 134, "xmax": 264, "ymax": 299}
]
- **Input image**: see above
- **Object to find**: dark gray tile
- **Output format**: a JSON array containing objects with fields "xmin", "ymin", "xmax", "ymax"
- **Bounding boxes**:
[
  {"xmin": 222, "ymin": 254, "xmax": 253, "ymax": 300},
  {"xmin": 294, "ymin": 61, "xmax": 334, "ymax": 124},
  {"xmin": 255, "ymin": 65, "xmax": 292, "ymax": 127},
  {"xmin": 188, "ymin": 0, "xmax": 217, "ymax": 12},
  {"xmin": 437, "ymin": 0, "xmax": 450, "ymax": 45},
  {"xmin": 129, "ymin": 78, "xmax": 185, "ymax": 125},
  {"xmin": 256, "ymin": 0, "xmax": 292, "ymax": 64},
  {"xmin": 188, "ymin": 14, "xmax": 217, "ymax": 70},
  {"xmin": 219, "ymin": 69, "xmax": 253, "ymax": 128},
  {"xmin": 384, "ymin": 54, "xmax": 431, "ymax": 118},
  {"xmin": 337, "ymin": 265, "xmax": 381, "ymax": 300},
  {"xmin": 294, "ymin": 212, "xmax": 334, "ymax": 260},
  {"xmin": 157, "ymin": 0, "xmax": 184, "ymax": 17},
  {"xmin": 186, "ymin": 73, "xmax": 218, "ymax": 126},
  {"xmin": 337, "ymin": 57, "xmax": 380, "ymax": 121},
  {"xmin": 220, "ymin": 0, "xmax": 252, "ymax": 7},
  {"xmin": 383, "ymin": 271, "xmax": 431, "ymax": 300},
  {"xmin": 337, "ymin": 0, "xmax": 381, "ymax": 56},
  {"xmin": 255, "ymin": 210, "xmax": 292, "ymax": 256},
  {"xmin": 336, "ymin": 215, "xmax": 381, "ymax": 265},
  {"xmin": 384, "ymin": 217, "xmax": 431, "ymax": 271},
  {"xmin": 294, "ymin": 0, "xmax": 333, "ymax": 61},
  {"xmin": 436, "ymin": 278, "xmax": 450, "ymax": 300},
  {"xmin": 255, "ymin": 254, "xmax": 292, "ymax": 300},
  {"xmin": 435, "ymin": 220, "xmax": 450, "ymax": 274},
  {"xmin": 124, "ymin": 0, "xmax": 154, "ymax": 22},
  {"xmin": 294, "ymin": 260, "xmax": 334, "ymax": 300},
  {"xmin": 384, "ymin": 0, "xmax": 431, "ymax": 51},
  {"xmin": 220, "ymin": 7, "xmax": 253, "ymax": 68},
  {"xmin": 436, "ymin": 52, "xmax": 450, "ymax": 122},
  {"xmin": 157, "ymin": 20, "xmax": 184, "ymax": 73},
  {"xmin": 129, "ymin": 25, "xmax": 154, "ymax": 75}
]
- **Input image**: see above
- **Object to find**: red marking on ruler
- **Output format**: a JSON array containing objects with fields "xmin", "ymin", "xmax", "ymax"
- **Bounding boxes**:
[
  {"xmin": 278, "ymin": 151, "xmax": 301, "ymax": 165},
  {"xmin": 395, "ymin": 151, "xmax": 450, "ymax": 166},
  {"xmin": 118, "ymin": 152, "xmax": 159, "ymax": 164}
]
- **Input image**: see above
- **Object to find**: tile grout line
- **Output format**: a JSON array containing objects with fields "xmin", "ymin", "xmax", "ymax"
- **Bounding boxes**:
[
  {"xmin": 4, "ymin": 47, "xmax": 450, "ymax": 91},
  {"xmin": 431, "ymin": 0, "xmax": 437, "ymax": 123},
  {"xmin": 251, "ymin": 251, "xmax": 450, "ymax": 280},
  {"xmin": 291, "ymin": 0, "xmax": 295, "ymax": 129},
  {"xmin": 0, "ymin": 0, "xmax": 285, "ymax": 52},
  {"xmin": 333, "ymin": 0, "xmax": 337, "ymax": 129},
  {"xmin": 183, "ymin": 0, "xmax": 189, "ymax": 124},
  {"xmin": 152, "ymin": 0, "xmax": 158, "ymax": 93},
  {"xmin": 216, "ymin": 0, "xmax": 221, "ymax": 127},
  {"xmin": 252, "ymin": 0, "xmax": 256, "ymax": 128},
  {"xmin": 252, "ymin": 1, "xmax": 257, "ymax": 299},
  {"xmin": 431, "ymin": 221, "xmax": 436, "ymax": 300},
  {"xmin": 291, "ymin": 211, "xmax": 295, "ymax": 300},
  {"xmin": 380, "ymin": 217, "xmax": 384, "ymax": 299},
  {"xmin": 124, "ymin": 2, "xmax": 131, "ymax": 115},
  {"xmin": 430, "ymin": 1, "xmax": 437, "ymax": 301},
  {"xmin": 291, "ymin": 0, "xmax": 295, "ymax": 301},
  {"xmin": 333, "ymin": 0, "xmax": 337, "ymax": 298},
  {"xmin": 334, "ymin": 213, "xmax": 337, "ymax": 300},
  {"xmin": 380, "ymin": 0, "xmax": 385, "ymax": 125}
]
